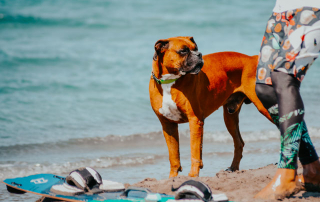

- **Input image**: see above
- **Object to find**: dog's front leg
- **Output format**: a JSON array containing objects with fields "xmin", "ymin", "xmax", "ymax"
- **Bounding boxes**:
[
  {"xmin": 161, "ymin": 120, "xmax": 182, "ymax": 178},
  {"xmin": 188, "ymin": 118, "xmax": 204, "ymax": 177}
]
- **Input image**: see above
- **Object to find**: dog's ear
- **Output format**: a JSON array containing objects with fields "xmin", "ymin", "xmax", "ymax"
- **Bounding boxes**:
[
  {"xmin": 188, "ymin": 37, "xmax": 198, "ymax": 50},
  {"xmin": 153, "ymin": 39, "xmax": 169, "ymax": 61},
  {"xmin": 189, "ymin": 37, "xmax": 195, "ymax": 44}
]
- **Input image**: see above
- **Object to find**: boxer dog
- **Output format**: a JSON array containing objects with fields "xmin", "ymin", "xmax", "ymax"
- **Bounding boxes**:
[{"xmin": 149, "ymin": 36, "xmax": 273, "ymax": 178}]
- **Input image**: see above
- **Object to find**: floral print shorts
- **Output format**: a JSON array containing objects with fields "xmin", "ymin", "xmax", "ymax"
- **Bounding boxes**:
[{"xmin": 256, "ymin": 7, "xmax": 320, "ymax": 85}]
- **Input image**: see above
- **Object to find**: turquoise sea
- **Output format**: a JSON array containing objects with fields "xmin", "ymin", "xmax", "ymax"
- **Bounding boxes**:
[{"xmin": 1, "ymin": 0, "xmax": 320, "ymax": 201}]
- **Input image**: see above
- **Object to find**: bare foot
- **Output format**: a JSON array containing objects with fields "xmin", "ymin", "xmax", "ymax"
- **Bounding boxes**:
[
  {"xmin": 254, "ymin": 168, "xmax": 301, "ymax": 200},
  {"xmin": 298, "ymin": 159, "xmax": 320, "ymax": 192}
]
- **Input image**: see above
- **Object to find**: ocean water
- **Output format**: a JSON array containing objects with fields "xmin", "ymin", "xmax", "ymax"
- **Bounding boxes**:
[{"xmin": 1, "ymin": 0, "xmax": 320, "ymax": 201}]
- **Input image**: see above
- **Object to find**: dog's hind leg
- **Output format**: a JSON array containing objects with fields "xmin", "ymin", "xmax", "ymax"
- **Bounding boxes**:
[
  {"xmin": 161, "ymin": 120, "xmax": 182, "ymax": 178},
  {"xmin": 188, "ymin": 118, "xmax": 204, "ymax": 177},
  {"xmin": 223, "ymin": 104, "xmax": 244, "ymax": 171}
]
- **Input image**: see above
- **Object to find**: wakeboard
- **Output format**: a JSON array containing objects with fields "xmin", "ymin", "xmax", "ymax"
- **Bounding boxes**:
[{"xmin": 3, "ymin": 173, "xmax": 174, "ymax": 202}]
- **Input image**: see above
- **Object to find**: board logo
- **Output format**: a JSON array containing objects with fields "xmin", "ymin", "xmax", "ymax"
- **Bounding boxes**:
[{"xmin": 31, "ymin": 178, "xmax": 48, "ymax": 184}]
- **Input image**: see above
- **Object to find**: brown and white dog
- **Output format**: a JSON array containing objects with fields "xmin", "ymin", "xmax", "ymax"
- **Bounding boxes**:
[{"xmin": 149, "ymin": 36, "xmax": 273, "ymax": 178}]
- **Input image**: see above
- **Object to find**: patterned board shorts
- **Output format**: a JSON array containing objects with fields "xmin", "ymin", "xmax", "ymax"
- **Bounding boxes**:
[{"xmin": 256, "ymin": 7, "xmax": 320, "ymax": 85}]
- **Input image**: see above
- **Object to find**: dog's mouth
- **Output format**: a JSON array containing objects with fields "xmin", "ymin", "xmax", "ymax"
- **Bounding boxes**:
[{"xmin": 185, "ymin": 61, "xmax": 204, "ymax": 75}]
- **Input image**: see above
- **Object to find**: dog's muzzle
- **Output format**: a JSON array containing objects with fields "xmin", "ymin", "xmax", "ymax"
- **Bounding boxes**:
[
  {"xmin": 191, "ymin": 61, "xmax": 204, "ymax": 74},
  {"xmin": 183, "ymin": 60, "xmax": 204, "ymax": 75},
  {"xmin": 180, "ymin": 51, "xmax": 204, "ymax": 75}
]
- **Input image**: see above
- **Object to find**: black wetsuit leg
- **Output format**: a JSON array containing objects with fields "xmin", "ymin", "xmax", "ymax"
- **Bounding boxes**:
[{"xmin": 255, "ymin": 71, "xmax": 318, "ymax": 168}]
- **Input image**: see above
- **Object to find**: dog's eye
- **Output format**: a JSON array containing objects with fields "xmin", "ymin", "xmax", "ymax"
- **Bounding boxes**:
[{"xmin": 178, "ymin": 48, "xmax": 190, "ymax": 55}]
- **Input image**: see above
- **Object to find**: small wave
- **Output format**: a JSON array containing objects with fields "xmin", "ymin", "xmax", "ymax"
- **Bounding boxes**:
[
  {"xmin": 0, "ymin": 154, "xmax": 164, "ymax": 181},
  {"xmin": 0, "ymin": 49, "xmax": 77, "ymax": 65},
  {"xmin": 1, "ymin": 127, "xmax": 320, "ymax": 157},
  {"xmin": 204, "ymin": 127, "xmax": 320, "ymax": 143},
  {"xmin": 0, "ymin": 131, "xmax": 164, "ymax": 157},
  {"xmin": 0, "ymin": 13, "xmax": 79, "ymax": 26},
  {"xmin": 0, "ymin": 13, "xmax": 110, "ymax": 29},
  {"xmin": 0, "ymin": 82, "xmax": 81, "ymax": 94},
  {"xmin": 205, "ymin": 146, "xmax": 279, "ymax": 157},
  {"xmin": 0, "ymin": 49, "xmax": 9, "ymax": 59}
]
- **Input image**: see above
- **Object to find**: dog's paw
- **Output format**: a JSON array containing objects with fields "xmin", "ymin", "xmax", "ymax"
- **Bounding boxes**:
[
  {"xmin": 169, "ymin": 166, "xmax": 182, "ymax": 178},
  {"xmin": 225, "ymin": 167, "xmax": 236, "ymax": 172},
  {"xmin": 169, "ymin": 172, "xmax": 179, "ymax": 178},
  {"xmin": 188, "ymin": 172, "xmax": 199, "ymax": 177}
]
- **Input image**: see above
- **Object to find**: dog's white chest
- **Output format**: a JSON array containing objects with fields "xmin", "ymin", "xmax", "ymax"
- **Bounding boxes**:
[{"xmin": 158, "ymin": 75, "xmax": 181, "ymax": 122}]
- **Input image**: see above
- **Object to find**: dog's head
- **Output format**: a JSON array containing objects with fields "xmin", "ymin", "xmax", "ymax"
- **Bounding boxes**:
[{"xmin": 153, "ymin": 37, "xmax": 204, "ymax": 78}]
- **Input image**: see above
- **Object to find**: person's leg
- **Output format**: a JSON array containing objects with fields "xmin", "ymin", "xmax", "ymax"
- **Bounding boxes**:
[
  {"xmin": 254, "ymin": 7, "xmax": 320, "ymax": 199},
  {"xmin": 255, "ymin": 71, "xmax": 320, "ymax": 199},
  {"xmin": 256, "ymin": 83, "xmax": 319, "ymax": 166},
  {"xmin": 272, "ymin": 71, "xmax": 320, "ymax": 183},
  {"xmin": 299, "ymin": 160, "xmax": 320, "ymax": 191},
  {"xmin": 255, "ymin": 72, "xmax": 303, "ymax": 199},
  {"xmin": 297, "ymin": 119, "xmax": 320, "ymax": 191},
  {"xmin": 255, "ymin": 83, "xmax": 279, "ymax": 127},
  {"xmin": 272, "ymin": 71, "xmax": 305, "ymax": 169},
  {"xmin": 299, "ymin": 122, "xmax": 319, "ymax": 166},
  {"xmin": 273, "ymin": 71, "xmax": 320, "ymax": 193}
]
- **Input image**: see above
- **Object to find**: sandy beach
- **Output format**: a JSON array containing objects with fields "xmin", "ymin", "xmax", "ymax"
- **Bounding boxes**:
[
  {"xmin": 132, "ymin": 163, "xmax": 320, "ymax": 202},
  {"xmin": 36, "ymin": 163, "xmax": 320, "ymax": 202}
]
